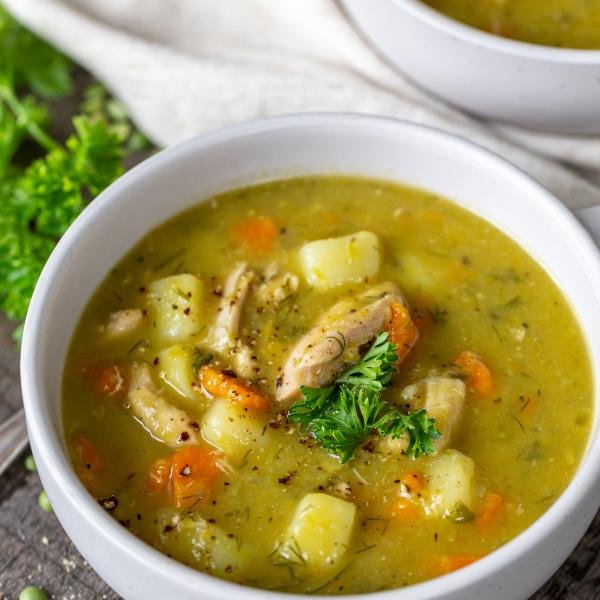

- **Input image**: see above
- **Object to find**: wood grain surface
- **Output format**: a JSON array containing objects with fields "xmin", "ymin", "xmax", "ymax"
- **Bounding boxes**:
[{"xmin": 0, "ymin": 72, "xmax": 599, "ymax": 600}]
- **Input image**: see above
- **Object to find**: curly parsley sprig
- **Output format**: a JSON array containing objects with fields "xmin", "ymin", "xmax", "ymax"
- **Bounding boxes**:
[
  {"xmin": 288, "ymin": 332, "xmax": 440, "ymax": 462},
  {"xmin": 0, "ymin": 7, "xmax": 149, "ymax": 340}
]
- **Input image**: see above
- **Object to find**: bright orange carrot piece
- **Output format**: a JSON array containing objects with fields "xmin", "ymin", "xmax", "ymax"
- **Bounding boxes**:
[
  {"xmin": 435, "ymin": 555, "xmax": 481, "ymax": 575},
  {"xmin": 453, "ymin": 351, "xmax": 494, "ymax": 396},
  {"xmin": 169, "ymin": 446, "xmax": 222, "ymax": 508},
  {"xmin": 232, "ymin": 216, "xmax": 278, "ymax": 253},
  {"xmin": 200, "ymin": 365, "xmax": 270, "ymax": 411},
  {"xmin": 387, "ymin": 302, "xmax": 420, "ymax": 363},
  {"xmin": 476, "ymin": 492, "xmax": 506, "ymax": 531}
]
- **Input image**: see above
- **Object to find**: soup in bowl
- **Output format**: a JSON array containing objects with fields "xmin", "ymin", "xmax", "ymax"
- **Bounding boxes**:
[
  {"xmin": 21, "ymin": 114, "xmax": 600, "ymax": 600},
  {"xmin": 422, "ymin": 0, "xmax": 600, "ymax": 49},
  {"xmin": 341, "ymin": 0, "xmax": 600, "ymax": 133}
]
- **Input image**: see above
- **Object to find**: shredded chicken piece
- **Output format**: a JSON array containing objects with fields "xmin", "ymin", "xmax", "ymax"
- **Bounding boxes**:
[
  {"xmin": 207, "ymin": 263, "xmax": 257, "ymax": 378},
  {"xmin": 101, "ymin": 308, "xmax": 144, "ymax": 340},
  {"xmin": 126, "ymin": 362, "xmax": 200, "ymax": 447},
  {"xmin": 255, "ymin": 270, "xmax": 299, "ymax": 310},
  {"xmin": 276, "ymin": 282, "xmax": 405, "ymax": 402}
]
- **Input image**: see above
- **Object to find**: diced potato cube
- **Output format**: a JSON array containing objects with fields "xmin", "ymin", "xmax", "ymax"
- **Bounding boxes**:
[
  {"xmin": 283, "ymin": 493, "xmax": 356, "ymax": 570},
  {"xmin": 158, "ymin": 344, "xmax": 200, "ymax": 405},
  {"xmin": 298, "ymin": 231, "xmax": 380, "ymax": 289},
  {"xmin": 157, "ymin": 509, "xmax": 249, "ymax": 577},
  {"xmin": 201, "ymin": 399, "xmax": 268, "ymax": 465},
  {"xmin": 148, "ymin": 274, "xmax": 204, "ymax": 345},
  {"xmin": 425, "ymin": 449, "xmax": 475, "ymax": 518}
]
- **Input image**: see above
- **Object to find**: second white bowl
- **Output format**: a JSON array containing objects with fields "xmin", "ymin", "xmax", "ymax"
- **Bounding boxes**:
[{"xmin": 342, "ymin": 0, "xmax": 600, "ymax": 133}]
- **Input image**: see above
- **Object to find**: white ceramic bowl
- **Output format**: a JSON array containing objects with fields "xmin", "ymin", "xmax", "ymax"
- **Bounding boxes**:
[
  {"xmin": 21, "ymin": 114, "xmax": 600, "ymax": 600},
  {"xmin": 341, "ymin": 0, "xmax": 600, "ymax": 133}
]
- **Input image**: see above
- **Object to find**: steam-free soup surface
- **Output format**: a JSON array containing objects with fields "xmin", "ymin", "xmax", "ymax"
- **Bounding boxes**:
[
  {"xmin": 423, "ymin": 0, "xmax": 600, "ymax": 49},
  {"xmin": 62, "ymin": 176, "xmax": 592, "ymax": 594}
]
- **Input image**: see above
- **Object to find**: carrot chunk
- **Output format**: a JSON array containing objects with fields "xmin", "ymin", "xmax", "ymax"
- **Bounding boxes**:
[
  {"xmin": 148, "ymin": 447, "xmax": 222, "ymax": 507},
  {"xmin": 169, "ymin": 446, "xmax": 222, "ymax": 508},
  {"xmin": 72, "ymin": 434, "xmax": 103, "ymax": 492},
  {"xmin": 453, "ymin": 351, "xmax": 494, "ymax": 396},
  {"xmin": 200, "ymin": 365, "xmax": 270, "ymax": 411},
  {"xmin": 435, "ymin": 554, "xmax": 481, "ymax": 574},
  {"xmin": 476, "ymin": 492, "xmax": 506, "ymax": 531},
  {"xmin": 82, "ymin": 363, "xmax": 129, "ymax": 399},
  {"xmin": 232, "ymin": 216, "xmax": 278, "ymax": 253},
  {"xmin": 387, "ymin": 302, "xmax": 420, "ymax": 363}
]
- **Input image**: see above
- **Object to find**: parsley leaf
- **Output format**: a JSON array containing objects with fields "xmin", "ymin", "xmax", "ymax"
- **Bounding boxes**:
[
  {"xmin": 288, "ymin": 332, "xmax": 439, "ymax": 462},
  {"xmin": 0, "ymin": 7, "xmax": 147, "ymax": 340}
]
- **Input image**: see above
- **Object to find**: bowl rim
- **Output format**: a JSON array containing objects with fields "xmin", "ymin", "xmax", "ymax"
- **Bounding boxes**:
[
  {"xmin": 393, "ymin": 0, "xmax": 600, "ymax": 62},
  {"xmin": 20, "ymin": 112, "xmax": 600, "ymax": 600}
]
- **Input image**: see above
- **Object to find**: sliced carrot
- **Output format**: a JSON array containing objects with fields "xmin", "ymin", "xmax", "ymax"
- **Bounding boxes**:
[
  {"xmin": 82, "ymin": 363, "xmax": 129, "ymax": 399},
  {"xmin": 389, "ymin": 498, "xmax": 422, "ymax": 523},
  {"xmin": 435, "ymin": 555, "xmax": 481, "ymax": 575},
  {"xmin": 72, "ymin": 434, "xmax": 103, "ymax": 492},
  {"xmin": 453, "ymin": 351, "xmax": 494, "ymax": 396},
  {"xmin": 169, "ymin": 446, "xmax": 222, "ymax": 508},
  {"xmin": 475, "ymin": 492, "xmax": 506, "ymax": 531},
  {"xmin": 148, "ymin": 457, "xmax": 171, "ymax": 492},
  {"xmin": 387, "ymin": 302, "xmax": 420, "ymax": 363},
  {"xmin": 232, "ymin": 215, "xmax": 278, "ymax": 253},
  {"xmin": 401, "ymin": 471, "xmax": 425, "ymax": 495},
  {"xmin": 200, "ymin": 365, "xmax": 270, "ymax": 411}
]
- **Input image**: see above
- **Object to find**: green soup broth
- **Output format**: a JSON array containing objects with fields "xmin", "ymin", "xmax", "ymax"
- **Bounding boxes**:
[
  {"xmin": 422, "ymin": 0, "xmax": 600, "ymax": 49},
  {"xmin": 62, "ymin": 176, "xmax": 593, "ymax": 594}
]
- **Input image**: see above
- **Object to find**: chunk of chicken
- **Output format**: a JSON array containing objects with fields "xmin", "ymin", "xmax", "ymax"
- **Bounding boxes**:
[
  {"xmin": 376, "ymin": 376, "xmax": 465, "ymax": 456},
  {"xmin": 276, "ymin": 282, "xmax": 405, "ymax": 402},
  {"xmin": 254, "ymin": 269, "xmax": 299, "ymax": 311},
  {"xmin": 126, "ymin": 362, "xmax": 200, "ymax": 447},
  {"xmin": 101, "ymin": 308, "xmax": 144, "ymax": 341},
  {"xmin": 401, "ymin": 376, "xmax": 466, "ymax": 451},
  {"xmin": 207, "ymin": 264, "xmax": 258, "ymax": 379}
]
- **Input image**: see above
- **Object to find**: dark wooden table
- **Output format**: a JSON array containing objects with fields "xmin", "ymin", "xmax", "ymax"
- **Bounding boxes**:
[{"xmin": 0, "ymin": 72, "xmax": 599, "ymax": 600}]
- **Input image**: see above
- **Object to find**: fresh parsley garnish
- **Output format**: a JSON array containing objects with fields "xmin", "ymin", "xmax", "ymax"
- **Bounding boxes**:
[
  {"xmin": 0, "ymin": 7, "xmax": 149, "ymax": 340},
  {"xmin": 288, "ymin": 332, "xmax": 439, "ymax": 462}
]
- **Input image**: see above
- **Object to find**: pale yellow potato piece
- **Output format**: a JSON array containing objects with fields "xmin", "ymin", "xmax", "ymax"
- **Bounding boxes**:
[
  {"xmin": 157, "ymin": 509, "xmax": 250, "ymax": 577},
  {"xmin": 201, "ymin": 399, "xmax": 268, "ymax": 465},
  {"xmin": 158, "ymin": 344, "xmax": 200, "ymax": 405},
  {"xmin": 298, "ymin": 231, "xmax": 380, "ymax": 289},
  {"xmin": 425, "ymin": 449, "xmax": 475, "ymax": 518},
  {"xmin": 148, "ymin": 274, "xmax": 204, "ymax": 345},
  {"xmin": 283, "ymin": 493, "xmax": 356, "ymax": 570}
]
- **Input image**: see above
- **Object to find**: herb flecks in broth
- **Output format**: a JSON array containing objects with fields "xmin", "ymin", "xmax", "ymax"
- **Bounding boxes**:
[{"xmin": 62, "ymin": 176, "xmax": 592, "ymax": 594}]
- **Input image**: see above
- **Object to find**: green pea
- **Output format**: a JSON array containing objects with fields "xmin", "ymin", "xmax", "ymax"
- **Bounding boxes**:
[
  {"xmin": 24, "ymin": 454, "xmax": 37, "ymax": 473},
  {"xmin": 38, "ymin": 490, "xmax": 52, "ymax": 513},
  {"xmin": 19, "ymin": 586, "xmax": 47, "ymax": 600}
]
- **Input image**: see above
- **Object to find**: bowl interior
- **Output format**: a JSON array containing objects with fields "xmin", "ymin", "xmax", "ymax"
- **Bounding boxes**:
[{"xmin": 22, "ymin": 114, "xmax": 600, "ymax": 599}]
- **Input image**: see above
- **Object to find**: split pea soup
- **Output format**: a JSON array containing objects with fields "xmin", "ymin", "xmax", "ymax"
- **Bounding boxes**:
[
  {"xmin": 422, "ymin": 0, "xmax": 600, "ymax": 49},
  {"xmin": 62, "ymin": 176, "xmax": 593, "ymax": 594}
]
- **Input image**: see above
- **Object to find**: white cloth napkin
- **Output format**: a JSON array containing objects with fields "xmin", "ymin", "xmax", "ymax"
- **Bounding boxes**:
[{"xmin": 5, "ymin": 0, "xmax": 600, "ymax": 209}]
